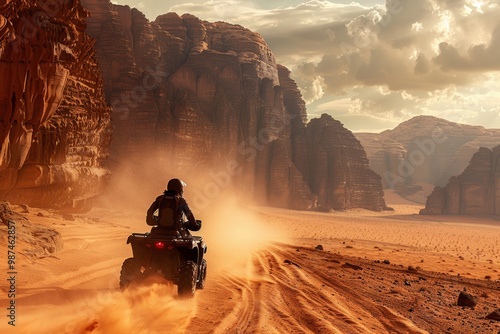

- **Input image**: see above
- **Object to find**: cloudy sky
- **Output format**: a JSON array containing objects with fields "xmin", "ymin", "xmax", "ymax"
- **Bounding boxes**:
[{"xmin": 112, "ymin": 0, "xmax": 500, "ymax": 132}]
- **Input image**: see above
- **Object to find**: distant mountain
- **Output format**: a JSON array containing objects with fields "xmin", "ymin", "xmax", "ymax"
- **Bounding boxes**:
[
  {"xmin": 421, "ymin": 145, "xmax": 500, "ymax": 215},
  {"xmin": 355, "ymin": 116, "xmax": 500, "ymax": 203}
]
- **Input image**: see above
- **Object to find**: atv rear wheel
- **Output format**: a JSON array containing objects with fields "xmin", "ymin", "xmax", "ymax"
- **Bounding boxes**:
[
  {"xmin": 178, "ymin": 261, "xmax": 197, "ymax": 297},
  {"xmin": 197, "ymin": 259, "xmax": 207, "ymax": 289},
  {"xmin": 120, "ymin": 258, "xmax": 142, "ymax": 289}
]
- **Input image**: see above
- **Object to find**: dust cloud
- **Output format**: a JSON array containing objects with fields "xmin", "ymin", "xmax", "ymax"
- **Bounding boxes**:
[
  {"xmin": 195, "ymin": 194, "xmax": 281, "ymax": 277},
  {"xmin": 8, "ymin": 156, "xmax": 281, "ymax": 333},
  {"xmin": 17, "ymin": 280, "xmax": 196, "ymax": 334},
  {"xmin": 101, "ymin": 155, "xmax": 282, "ymax": 278}
]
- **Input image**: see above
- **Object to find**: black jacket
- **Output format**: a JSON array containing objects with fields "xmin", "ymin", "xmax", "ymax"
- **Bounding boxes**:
[{"xmin": 146, "ymin": 191, "xmax": 200, "ymax": 231}]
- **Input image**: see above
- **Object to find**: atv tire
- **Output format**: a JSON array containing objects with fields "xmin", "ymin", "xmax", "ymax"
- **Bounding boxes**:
[
  {"xmin": 120, "ymin": 258, "xmax": 142, "ymax": 289},
  {"xmin": 197, "ymin": 259, "xmax": 207, "ymax": 290},
  {"xmin": 178, "ymin": 261, "xmax": 197, "ymax": 298}
]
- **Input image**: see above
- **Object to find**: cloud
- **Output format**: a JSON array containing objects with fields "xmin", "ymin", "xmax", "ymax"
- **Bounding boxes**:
[
  {"xmin": 111, "ymin": 0, "xmax": 500, "ymax": 131},
  {"xmin": 435, "ymin": 23, "xmax": 500, "ymax": 71},
  {"xmin": 271, "ymin": 0, "xmax": 500, "ymax": 130},
  {"xmin": 312, "ymin": 98, "xmax": 401, "ymax": 131}
]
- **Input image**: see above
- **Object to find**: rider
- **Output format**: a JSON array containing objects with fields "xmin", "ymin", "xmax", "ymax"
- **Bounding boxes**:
[{"xmin": 146, "ymin": 178, "xmax": 201, "ymax": 236}]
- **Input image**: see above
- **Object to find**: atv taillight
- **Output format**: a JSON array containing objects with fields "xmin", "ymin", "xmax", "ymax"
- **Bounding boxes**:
[{"xmin": 154, "ymin": 241, "xmax": 166, "ymax": 249}]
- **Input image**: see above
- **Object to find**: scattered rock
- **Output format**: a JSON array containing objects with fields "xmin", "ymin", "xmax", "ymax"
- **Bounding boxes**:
[
  {"xmin": 36, "ymin": 212, "xmax": 46, "ymax": 217},
  {"xmin": 404, "ymin": 279, "xmax": 411, "ymax": 286},
  {"xmin": 383, "ymin": 260, "xmax": 391, "ymax": 265},
  {"xmin": 315, "ymin": 245, "xmax": 323, "ymax": 251},
  {"xmin": 408, "ymin": 266, "xmax": 418, "ymax": 273},
  {"xmin": 485, "ymin": 309, "xmax": 500, "ymax": 321},
  {"xmin": 457, "ymin": 291, "xmax": 477, "ymax": 308},
  {"xmin": 341, "ymin": 263, "xmax": 363, "ymax": 271},
  {"xmin": 62, "ymin": 214, "xmax": 75, "ymax": 221},
  {"xmin": 284, "ymin": 260, "xmax": 301, "ymax": 268},
  {"xmin": 85, "ymin": 321, "xmax": 99, "ymax": 332},
  {"xmin": 19, "ymin": 204, "xmax": 30, "ymax": 213}
]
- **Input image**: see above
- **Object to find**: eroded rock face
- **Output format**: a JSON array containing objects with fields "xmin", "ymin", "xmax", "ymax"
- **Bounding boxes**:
[
  {"xmin": 356, "ymin": 116, "xmax": 500, "ymax": 202},
  {"xmin": 81, "ymin": 0, "xmax": 386, "ymax": 210},
  {"xmin": 0, "ymin": 202, "xmax": 63, "ymax": 256},
  {"xmin": 0, "ymin": 0, "xmax": 111, "ymax": 210},
  {"xmin": 300, "ymin": 114, "xmax": 387, "ymax": 211},
  {"xmin": 421, "ymin": 146, "xmax": 500, "ymax": 215}
]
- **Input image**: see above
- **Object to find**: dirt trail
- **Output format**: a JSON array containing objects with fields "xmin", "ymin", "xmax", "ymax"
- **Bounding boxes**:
[
  {"xmin": 2, "ymin": 241, "xmax": 499, "ymax": 333},
  {"xmin": 188, "ymin": 244, "xmax": 500, "ymax": 334},
  {"xmin": 1, "ymin": 204, "xmax": 500, "ymax": 333}
]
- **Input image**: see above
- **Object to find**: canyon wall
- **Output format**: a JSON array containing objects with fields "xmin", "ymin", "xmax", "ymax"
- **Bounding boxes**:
[
  {"xmin": 356, "ymin": 116, "xmax": 500, "ymax": 203},
  {"xmin": 421, "ymin": 146, "xmax": 500, "ymax": 215},
  {"xmin": 81, "ymin": 0, "xmax": 387, "ymax": 211},
  {"xmin": 0, "ymin": 0, "xmax": 111, "ymax": 211}
]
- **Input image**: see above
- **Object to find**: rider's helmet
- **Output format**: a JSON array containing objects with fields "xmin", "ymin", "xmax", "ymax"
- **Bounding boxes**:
[{"xmin": 167, "ymin": 178, "xmax": 187, "ymax": 196}]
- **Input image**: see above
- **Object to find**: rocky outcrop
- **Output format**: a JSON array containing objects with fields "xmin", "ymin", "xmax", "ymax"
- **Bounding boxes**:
[
  {"xmin": 0, "ymin": 202, "xmax": 63, "ymax": 256},
  {"xmin": 0, "ymin": 0, "xmax": 111, "ymax": 210},
  {"xmin": 299, "ymin": 114, "xmax": 386, "ymax": 211},
  {"xmin": 356, "ymin": 116, "xmax": 500, "ymax": 202},
  {"xmin": 81, "ymin": 0, "xmax": 386, "ymax": 211},
  {"xmin": 421, "ymin": 146, "xmax": 500, "ymax": 215},
  {"xmin": 78, "ymin": 0, "xmax": 383, "ymax": 210}
]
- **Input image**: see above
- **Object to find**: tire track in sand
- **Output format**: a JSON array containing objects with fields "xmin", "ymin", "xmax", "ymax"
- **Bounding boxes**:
[{"xmin": 190, "ymin": 244, "xmax": 427, "ymax": 334}]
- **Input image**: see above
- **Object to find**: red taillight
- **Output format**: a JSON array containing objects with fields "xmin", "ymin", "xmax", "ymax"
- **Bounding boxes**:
[{"xmin": 154, "ymin": 241, "xmax": 165, "ymax": 249}]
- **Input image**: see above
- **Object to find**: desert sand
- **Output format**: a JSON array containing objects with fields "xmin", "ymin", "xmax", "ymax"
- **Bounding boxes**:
[{"xmin": 1, "ymin": 190, "xmax": 499, "ymax": 333}]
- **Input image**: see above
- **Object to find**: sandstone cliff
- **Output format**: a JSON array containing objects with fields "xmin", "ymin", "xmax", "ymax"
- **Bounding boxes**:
[
  {"xmin": 81, "ymin": 0, "xmax": 387, "ymax": 211},
  {"xmin": 421, "ymin": 146, "xmax": 500, "ymax": 215},
  {"xmin": 356, "ymin": 116, "xmax": 500, "ymax": 202},
  {"xmin": 0, "ymin": 0, "xmax": 111, "ymax": 210},
  {"xmin": 301, "ymin": 114, "xmax": 386, "ymax": 211}
]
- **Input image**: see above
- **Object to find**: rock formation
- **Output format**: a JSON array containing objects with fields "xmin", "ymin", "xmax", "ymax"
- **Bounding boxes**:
[
  {"xmin": 0, "ymin": 0, "xmax": 111, "ymax": 210},
  {"xmin": 421, "ymin": 146, "xmax": 500, "ymax": 215},
  {"xmin": 300, "ymin": 114, "xmax": 386, "ymax": 211},
  {"xmin": 356, "ymin": 116, "xmax": 500, "ymax": 202},
  {"xmin": 81, "ymin": 0, "xmax": 387, "ymax": 211},
  {"xmin": 1, "ymin": 202, "xmax": 63, "ymax": 256}
]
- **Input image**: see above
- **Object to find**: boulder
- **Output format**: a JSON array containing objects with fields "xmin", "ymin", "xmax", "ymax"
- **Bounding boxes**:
[
  {"xmin": 485, "ymin": 309, "xmax": 500, "ymax": 321},
  {"xmin": 457, "ymin": 291, "xmax": 478, "ymax": 308}
]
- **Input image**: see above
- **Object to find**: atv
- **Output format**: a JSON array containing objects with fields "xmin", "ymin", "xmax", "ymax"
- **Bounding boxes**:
[{"xmin": 119, "ymin": 223, "xmax": 207, "ymax": 297}]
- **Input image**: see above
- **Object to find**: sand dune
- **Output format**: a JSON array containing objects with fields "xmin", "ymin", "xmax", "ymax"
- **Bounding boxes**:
[{"xmin": 0, "ymin": 197, "xmax": 499, "ymax": 333}]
